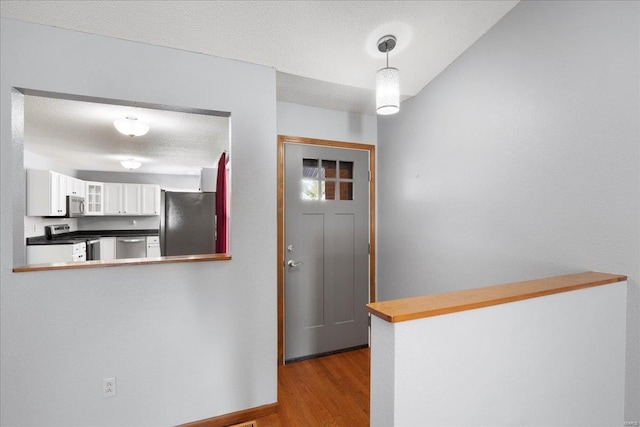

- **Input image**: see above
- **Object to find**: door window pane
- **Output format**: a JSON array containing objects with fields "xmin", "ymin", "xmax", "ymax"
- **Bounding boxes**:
[
  {"xmin": 324, "ymin": 181, "xmax": 336, "ymax": 200},
  {"xmin": 322, "ymin": 160, "xmax": 336, "ymax": 178},
  {"xmin": 340, "ymin": 182, "xmax": 353, "ymax": 200},
  {"xmin": 339, "ymin": 161, "xmax": 353, "ymax": 179},
  {"xmin": 303, "ymin": 158, "xmax": 319, "ymax": 178},
  {"xmin": 302, "ymin": 179, "xmax": 319, "ymax": 200}
]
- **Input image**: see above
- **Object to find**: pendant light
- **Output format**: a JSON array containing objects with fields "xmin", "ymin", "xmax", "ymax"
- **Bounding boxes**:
[
  {"xmin": 114, "ymin": 116, "xmax": 150, "ymax": 137},
  {"xmin": 376, "ymin": 35, "xmax": 400, "ymax": 115},
  {"xmin": 120, "ymin": 158, "xmax": 142, "ymax": 170}
]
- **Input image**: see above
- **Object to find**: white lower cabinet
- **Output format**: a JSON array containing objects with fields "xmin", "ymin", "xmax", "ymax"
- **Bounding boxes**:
[
  {"xmin": 146, "ymin": 236, "xmax": 161, "ymax": 257},
  {"xmin": 99, "ymin": 237, "xmax": 116, "ymax": 261},
  {"xmin": 26, "ymin": 242, "xmax": 86, "ymax": 264}
]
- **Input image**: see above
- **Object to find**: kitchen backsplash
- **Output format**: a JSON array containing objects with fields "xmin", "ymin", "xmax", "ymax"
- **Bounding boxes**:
[
  {"xmin": 78, "ymin": 216, "xmax": 160, "ymax": 231},
  {"xmin": 23, "ymin": 216, "xmax": 78, "ymax": 238},
  {"xmin": 23, "ymin": 215, "xmax": 160, "ymax": 238}
]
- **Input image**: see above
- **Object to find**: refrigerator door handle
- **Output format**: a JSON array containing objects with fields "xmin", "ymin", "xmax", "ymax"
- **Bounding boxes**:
[{"xmin": 159, "ymin": 190, "xmax": 165, "ymax": 256}]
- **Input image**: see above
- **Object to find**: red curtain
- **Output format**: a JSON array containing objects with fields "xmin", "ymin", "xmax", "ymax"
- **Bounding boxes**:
[{"xmin": 215, "ymin": 153, "xmax": 228, "ymax": 253}]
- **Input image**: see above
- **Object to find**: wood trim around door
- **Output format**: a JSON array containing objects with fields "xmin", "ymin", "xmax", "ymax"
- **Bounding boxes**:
[{"xmin": 277, "ymin": 135, "xmax": 376, "ymax": 366}]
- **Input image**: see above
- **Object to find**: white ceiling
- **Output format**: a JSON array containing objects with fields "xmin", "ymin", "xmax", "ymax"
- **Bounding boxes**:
[
  {"xmin": 1, "ymin": 0, "xmax": 519, "ymax": 114},
  {"xmin": 24, "ymin": 94, "xmax": 229, "ymax": 175},
  {"xmin": 4, "ymin": 1, "xmax": 519, "ymax": 175}
]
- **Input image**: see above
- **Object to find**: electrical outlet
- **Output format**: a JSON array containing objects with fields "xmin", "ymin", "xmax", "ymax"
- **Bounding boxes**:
[
  {"xmin": 33, "ymin": 225, "xmax": 39, "ymax": 232},
  {"xmin": 103, "ymin": 377, "xmax": 116, "ymax": 398}
]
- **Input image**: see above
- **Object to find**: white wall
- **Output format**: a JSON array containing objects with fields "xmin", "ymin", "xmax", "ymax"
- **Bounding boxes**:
[
  {"xmin": 277, "ymin": 101, "xmax": 377, "ymax": 145},
  {"xmin": 1, "ymin": 18, "xmax": 277, "ymax": 427},
  {"xmin": 371, "ymin": 281, "xmax": 627, "ymax": 426},
  {"xmin": 25, "ymin": 150, "xmax": 78, "ymax": 177},
  {"xmin": 377, "ymin": 0, "xmax": 639, "ymax": 421}
]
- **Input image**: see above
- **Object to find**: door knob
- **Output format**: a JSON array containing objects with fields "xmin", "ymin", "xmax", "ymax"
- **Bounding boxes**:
[{"xmin": 287, "ymin": 260, "xmax": 303, "ymax": 267}]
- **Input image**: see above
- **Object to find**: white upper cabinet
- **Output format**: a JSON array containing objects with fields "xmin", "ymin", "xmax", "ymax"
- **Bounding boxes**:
[
  {"xmin": 26, "ymin": 169, "xmax": 67, "ymax": 216},
  {"xmin": 85, "ymin": 181, "xmax": 104, "ymax": 215},
  {"xmin": 66, "ymin": 176, "xmax": 85, "ymax": 198},
  {"xmin": 122, "ymin": 183, "xmax": 141, "ymax": 215},
  {"xmin": 103, "ymin": 182, "xmax": 123, "ymax": 215},
  {"xmin": 26, "ymin": 169, "xmax": 161, "ymax": 217},
  {"xmin": 103, "ymin": 183, "xmax": 160, "ymax": 216},
  {"xmin": 141, "ymin": 184, "xmax": 161, "ymax": 215}
]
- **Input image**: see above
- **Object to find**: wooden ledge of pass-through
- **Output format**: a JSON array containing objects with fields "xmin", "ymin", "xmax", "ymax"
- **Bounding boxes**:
[
  {"xmin": 366, "ymin": 271, "xmax": 627, "ymax": 323},
  {"xmin": 13, "ymin": 253, "xmax": 231, "ymax": 273}
]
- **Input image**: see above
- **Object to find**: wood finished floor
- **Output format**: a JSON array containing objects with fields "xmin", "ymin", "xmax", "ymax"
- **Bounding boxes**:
[{"xmin": 255, "ymin": 348, "xmax": 370, "ymax": 426}]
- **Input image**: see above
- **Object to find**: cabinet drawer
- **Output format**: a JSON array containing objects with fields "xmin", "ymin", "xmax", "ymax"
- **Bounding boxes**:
[
  {"xmin": 147, "ymin": 236, "xmax": 159, "ymax": 244},
  {"xmin": 72, "ymin": 242, "xmax": 86, "ymax": 255}
]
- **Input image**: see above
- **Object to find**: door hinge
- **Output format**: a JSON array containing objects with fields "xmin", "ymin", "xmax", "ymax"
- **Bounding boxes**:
[
  {"xmin": 368, "ymin": 243, "xmax": 371, "ymax": 254},
  {"xmin": 368, "ymin": 170, "xmax": 371, "ymax": 182}
]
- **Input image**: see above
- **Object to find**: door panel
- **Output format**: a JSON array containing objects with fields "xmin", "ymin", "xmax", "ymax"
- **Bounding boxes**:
[
  {"xmin": 284, "ymin": 143, "xmax": 369, "ymax": 361},
  {"xmin": 299, "ymin": 213, "xmax": 325, "ymax": 329},
  {"xmin": 333, "ymin": 213, "xmax": 355, "ymax": 324}
]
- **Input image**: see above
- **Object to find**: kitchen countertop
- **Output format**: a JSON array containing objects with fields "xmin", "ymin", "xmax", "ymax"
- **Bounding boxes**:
[{"xmin": 26, "ymin": 229, "xmax": 159, "ymax": 245}]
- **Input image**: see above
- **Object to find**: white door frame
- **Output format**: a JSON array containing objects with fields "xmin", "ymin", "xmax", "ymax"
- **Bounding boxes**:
[{"xmin": 277, "ymin": 135, "xmax": 376, "ymax": 365}]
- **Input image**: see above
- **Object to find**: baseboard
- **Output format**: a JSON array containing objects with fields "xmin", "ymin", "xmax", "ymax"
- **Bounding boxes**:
[{"xmin": 179, "ymin": 402, "xmax": 278, "ymax": 427}]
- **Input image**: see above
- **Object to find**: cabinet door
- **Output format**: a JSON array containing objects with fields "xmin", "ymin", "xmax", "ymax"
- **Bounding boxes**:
[
  {"xmin": 51, "ymin": 172, "xmax": 67, "ymax": 216},
  {"xmin": 26, "ymin": 170, "xmax": 65, "ymax": 216},
  {"xmin": 104, "ymin": 183, "xmax": 122, "ymax": 215},
  {"xmin": 64, "ymin": 176, "xmax": 84, "ymax": 197},
  {"xmin": 75, "ymin": 178, "xmax": 86, "ymax": 198},
  {"xmin": 26, "ymin": 244, "xmax": 74, "ymax": 264},
  {"xmin": 66, "ymin": 176, "xmax": 75, "ymax": 196},
  {"xmin": 85, "ymin": 181, "xmax": 104, "ymax": 215},
  {"xmin": 99, "ymin": 237, "xmax": 116, "ymax": 261},
  {"xmin": 122, "ymin": 184, "xmax": 141, "ymax": 215},
  {"xmin": 141, "ymin": 184, "xmax": 160, "ymax": 215},
  {"xmin": 65, "ymin": 176, "xmax": 84, "ymax": 197}
]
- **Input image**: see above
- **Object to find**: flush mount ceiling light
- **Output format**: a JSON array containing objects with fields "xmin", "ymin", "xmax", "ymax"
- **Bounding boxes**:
[
  {"xmin": 113, "ymin": 116, "xmax": 150, "ymax": 137},
  {"xmin": 376, "ymin": 35, "xmax": 400, "ymax": 115},
  {"xmin": 120, "ymin": 158, "xmax": 142, "ymax": 170}
]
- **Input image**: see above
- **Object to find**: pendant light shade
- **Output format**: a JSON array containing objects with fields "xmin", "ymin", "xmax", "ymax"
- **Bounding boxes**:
[
  {"xmin": 376, "ymin": 35, "xmax": 400, "ymax": 115},
  {"xmin": 114, "ymin": 116, "xmax": 150, "ymax": 137},
  {"xmin": 376, "ymin": 67, "xmax": 400, "ymax": 115}
]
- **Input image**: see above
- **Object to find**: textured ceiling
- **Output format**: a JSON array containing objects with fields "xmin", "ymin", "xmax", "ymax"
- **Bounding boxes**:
[
  {"xmin": 6, "ymin": 1, "xmax": 519, "ymax": 175},
  {"xmin": 1, "ymin": 0, "xmax": 519, "ymax": 114},
  {"xmin": 24, "ymin": 94, "xmax": 229, "ymax": 175}
]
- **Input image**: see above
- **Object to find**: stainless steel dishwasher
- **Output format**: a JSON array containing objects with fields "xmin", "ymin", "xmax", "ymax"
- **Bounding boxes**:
[{"xmin": 116, "ymin": 236, "xmax": 147, "ymax": 259}]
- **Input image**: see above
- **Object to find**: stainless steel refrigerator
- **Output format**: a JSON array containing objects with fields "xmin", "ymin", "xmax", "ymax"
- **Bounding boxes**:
[{"xmin": 160, "ymin": 191, "xmax": 216, "ymax": 256}]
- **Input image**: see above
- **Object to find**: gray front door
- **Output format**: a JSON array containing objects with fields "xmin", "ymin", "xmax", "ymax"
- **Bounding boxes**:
[{"xmin": 284, "ymin": 143, "xmax": 370, "ymax": 362}]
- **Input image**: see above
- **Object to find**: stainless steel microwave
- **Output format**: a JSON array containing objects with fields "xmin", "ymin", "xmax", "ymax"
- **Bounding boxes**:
[{"xmin": 66, "ymin": 195, "xmax": 85, "ymax": 217}]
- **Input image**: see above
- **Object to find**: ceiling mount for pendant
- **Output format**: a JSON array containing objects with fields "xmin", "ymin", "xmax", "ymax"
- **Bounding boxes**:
[{"xmin": 377, "ymin": 35, "xmax": 397, "ymax": 54}]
